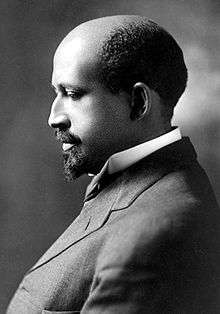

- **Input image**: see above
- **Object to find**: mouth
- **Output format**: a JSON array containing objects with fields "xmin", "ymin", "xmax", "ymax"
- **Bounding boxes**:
[
  {"xmin": 55, "ymin": 130, "xmax": 81, "ymax": 152},
  {"xmin": 62, "ymin": 143, "xmax": 76, "ymax": 152}
]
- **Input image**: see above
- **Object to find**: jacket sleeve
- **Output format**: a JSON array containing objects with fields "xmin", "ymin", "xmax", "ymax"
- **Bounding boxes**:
[{"xmin": 80, "ymin": 204, "xmax": 207, "ymax": 314}]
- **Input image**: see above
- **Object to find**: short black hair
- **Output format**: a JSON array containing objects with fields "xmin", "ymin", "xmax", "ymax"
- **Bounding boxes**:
[{"xmin": 98, "ymin": 19, "xmax": 188, "ymax": 120}]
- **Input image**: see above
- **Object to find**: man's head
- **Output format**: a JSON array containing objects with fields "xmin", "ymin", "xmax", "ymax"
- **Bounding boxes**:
[{"xmin": 48, "ymin": 15, "xmax": 187, "ymax": 180}]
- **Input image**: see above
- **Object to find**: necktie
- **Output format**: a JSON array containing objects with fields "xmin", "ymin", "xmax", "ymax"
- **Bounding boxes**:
[
  {"xmin": 84, "ymin": 169, "xmax": 109, "ymax": 202},
  {"xmin": 84, "ymin": 169, "xmax": 121, "ymax": 202}
]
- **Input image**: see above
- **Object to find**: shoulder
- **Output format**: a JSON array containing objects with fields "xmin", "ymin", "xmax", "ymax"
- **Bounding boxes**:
[{"xmin": 98, "ymin": 165, "xmax": 219, "ymax": 270}]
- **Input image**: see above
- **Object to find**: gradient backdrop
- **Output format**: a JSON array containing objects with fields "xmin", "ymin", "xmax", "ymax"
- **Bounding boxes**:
[{"xmin": 0, "ymin": 0, "xmax": 220, "ymax": 312}]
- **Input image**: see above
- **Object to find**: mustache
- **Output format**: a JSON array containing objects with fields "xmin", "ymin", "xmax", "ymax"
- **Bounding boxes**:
[{"xmin": 55, "ymin": 130, "xmax": 81, "ymax": 145}]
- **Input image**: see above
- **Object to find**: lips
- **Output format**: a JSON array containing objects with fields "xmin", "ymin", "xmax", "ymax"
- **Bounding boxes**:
[
  {"xmin": 55, "ymin": 130, "xmax": 81, "ymax": 151},
  {"xmin": 62, "ymin": 143, "xmax": 75, "ymax": 151}
]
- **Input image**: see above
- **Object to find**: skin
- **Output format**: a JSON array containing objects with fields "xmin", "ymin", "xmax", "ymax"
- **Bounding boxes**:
[{"xmin": 48, "ymin": 16, "xmax": 171, "ymax": 177}]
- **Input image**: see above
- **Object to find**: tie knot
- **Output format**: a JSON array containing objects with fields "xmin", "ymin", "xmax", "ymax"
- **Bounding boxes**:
[
  {"xmin": 84, "ymin": 170, "xmax": 107, "ymax": 202},
  {"xmin": 84, "ymin": 170, "xmax": 120, "ymax": 202}
]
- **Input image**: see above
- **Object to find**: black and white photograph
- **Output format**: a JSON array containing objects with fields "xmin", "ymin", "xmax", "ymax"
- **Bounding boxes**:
[{"xmin": 1, "ymin": 1, "xmax": 220, "ymax": 313}]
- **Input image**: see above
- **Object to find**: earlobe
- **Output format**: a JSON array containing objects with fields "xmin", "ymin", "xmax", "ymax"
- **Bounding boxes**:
[{"xmin": 130, "ymin": 82, "xmax": 151, "ymax": 121}]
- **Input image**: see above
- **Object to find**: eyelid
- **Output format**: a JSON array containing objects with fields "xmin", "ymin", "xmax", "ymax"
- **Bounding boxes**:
[
  {"xmin": 51, "ymin": 84, "xmax": 86, "ymax": 99},
  {"xmin": 66, "ymin": 89, "xmax": 85, "ymax": 99}
]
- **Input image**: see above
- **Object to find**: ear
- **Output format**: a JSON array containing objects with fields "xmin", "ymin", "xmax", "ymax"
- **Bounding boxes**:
[{"xmin": 130, "ymin": 82, "xmax": 151, "ymax": 121}]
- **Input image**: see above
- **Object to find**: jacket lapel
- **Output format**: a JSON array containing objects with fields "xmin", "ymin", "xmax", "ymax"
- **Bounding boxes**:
[{"xmin": 27, "ymin": 213, "xmax": 90, "ymax": 273}]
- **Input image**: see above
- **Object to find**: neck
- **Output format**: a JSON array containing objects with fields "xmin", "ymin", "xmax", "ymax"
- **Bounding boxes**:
[
  {"xmin": 93, "ymin": 124, "xmax": 173, "ymax": 175},
  {"xmin": 133, "ymin": 122, "xmax": 172, "ymax": 145}
]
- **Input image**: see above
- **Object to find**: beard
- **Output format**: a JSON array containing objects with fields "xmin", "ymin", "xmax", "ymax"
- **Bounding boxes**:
[
  {"xmin": 62, "ymin": 145, "xmax": 89, "ymax": 182},
  {"xmin": 55, "ymin": 129, "xmax": 89, "ymax": 181}
]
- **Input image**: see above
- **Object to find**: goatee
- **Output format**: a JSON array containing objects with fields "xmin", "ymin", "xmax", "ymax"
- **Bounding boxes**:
[
  {"xmin": 63, "ymin": 145, "xmax": 88, "ymax": 181},
  {"xmin": 55, "ymin": 129, "xmax": 88, "ymax": 181}
]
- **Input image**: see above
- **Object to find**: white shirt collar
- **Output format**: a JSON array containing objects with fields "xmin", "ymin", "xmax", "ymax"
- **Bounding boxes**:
[{"xmin": 90, "ymin": 127, "xmax": 182, "ymax": 177}]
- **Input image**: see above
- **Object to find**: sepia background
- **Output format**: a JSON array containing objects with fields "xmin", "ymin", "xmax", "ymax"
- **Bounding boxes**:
[{"xmin": 0, "ymin": 0, "xmax": 220, "ymax": 311}]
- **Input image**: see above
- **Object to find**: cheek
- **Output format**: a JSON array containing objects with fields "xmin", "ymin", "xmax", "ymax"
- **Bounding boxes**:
[
  {"xmin": 68, "ymin": 97, "xmax": 108, "ymax": 139},
  {"xmin": 67, "ymin": 95, "xmax": 129, "ymax": 145}
]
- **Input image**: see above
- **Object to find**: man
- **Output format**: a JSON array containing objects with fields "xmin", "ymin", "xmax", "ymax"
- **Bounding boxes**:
[{"xmin": 7, "ymin": 15, "xmax": 220, "ymax": 313}]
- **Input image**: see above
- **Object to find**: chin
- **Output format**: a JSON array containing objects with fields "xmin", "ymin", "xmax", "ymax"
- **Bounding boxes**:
[{"xmin": 62, "ymin": 146, "xmax": 89, "ymax": 182}]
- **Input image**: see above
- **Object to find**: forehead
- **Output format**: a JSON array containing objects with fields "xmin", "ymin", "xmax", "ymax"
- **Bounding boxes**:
[{"xmin": 52, "ymin": 36, "xmax": 100, "ymax": 87}]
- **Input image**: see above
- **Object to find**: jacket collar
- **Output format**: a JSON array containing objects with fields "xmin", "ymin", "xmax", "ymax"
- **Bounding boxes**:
[
  {"xmin": 28, "ymin": 137, "xmax": 196, "ymax": 273},
  {"xmin": 115, "ymin": 136, "xmax": 197, "ymax": 209}
]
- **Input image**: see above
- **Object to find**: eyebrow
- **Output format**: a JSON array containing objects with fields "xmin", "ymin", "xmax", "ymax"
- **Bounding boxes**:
[{"xmin": 51, "ymin": 83, "xmax": 86, "ymax": 91}]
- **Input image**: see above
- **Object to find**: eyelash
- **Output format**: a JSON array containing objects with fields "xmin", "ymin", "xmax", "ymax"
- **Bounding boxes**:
[{"xmin": 65, "ymin": 90, "xmax": 81, "ymax": 99}]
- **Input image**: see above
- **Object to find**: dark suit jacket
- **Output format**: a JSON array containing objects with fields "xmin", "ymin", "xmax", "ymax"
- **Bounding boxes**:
[{"xmin": 7, "ymin": 138, "xmax": 220, "ymax": 313}]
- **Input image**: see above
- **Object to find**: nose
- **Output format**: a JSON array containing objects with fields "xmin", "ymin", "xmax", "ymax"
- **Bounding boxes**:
[{"xmin": 48, "ymin": 96, "xmax": 70, "ymax": 129}]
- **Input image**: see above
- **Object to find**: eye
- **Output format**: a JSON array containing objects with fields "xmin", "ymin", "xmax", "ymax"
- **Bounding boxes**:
[{"xmin": 66, "ymin": 89, "xmax": 83, "ymax": 100}]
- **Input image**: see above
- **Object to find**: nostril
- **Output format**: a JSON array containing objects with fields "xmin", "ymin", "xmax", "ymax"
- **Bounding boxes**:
[
  {"xmin": 48, "ymin": 114, "xmax": 71, "ymax": 129},
  {"xmin": 51, "ymin": 121, "xmax": 70, "ymax": 131}
]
